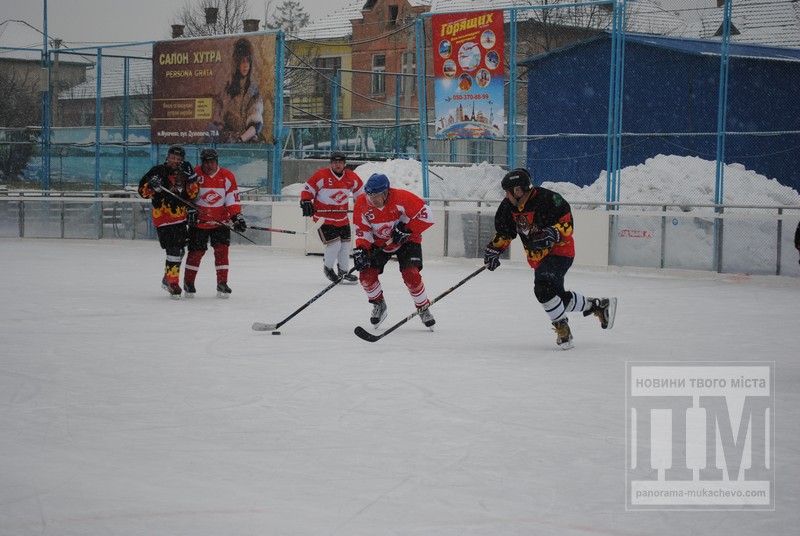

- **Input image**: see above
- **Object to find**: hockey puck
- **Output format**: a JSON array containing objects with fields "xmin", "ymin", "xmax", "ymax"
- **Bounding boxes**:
[{"xmin": 272, "ymin": 331, "xmax": 281, "ymax": 335}]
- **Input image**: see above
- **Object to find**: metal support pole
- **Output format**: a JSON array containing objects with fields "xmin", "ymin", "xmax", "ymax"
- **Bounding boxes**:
[
  {"xmin": 508, "ymin": 10, "xmax": 518, "ymax": 170},
  {"xmin": 414, "ymin": 17, "xmax": 430, "ymax": 200},
  {"xmin": 272, "ymin": 31, "xmax": 286, "ymax": 195}
]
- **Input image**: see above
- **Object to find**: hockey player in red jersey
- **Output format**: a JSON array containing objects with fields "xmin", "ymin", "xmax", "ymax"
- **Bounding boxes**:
[
  {"xmin": 182, "ymin": 148, "xmax": 246, "ymax": 298},
  {"xmin": 483, "ymin": 168, "xmax": 616, "ymax": 349},
  {"xmin": 138, "ymin": 145, "xmax": 199, "ymax": 299},
  {"xmin": 300, "ymin": 151, "xmax": 364, "ymax": 284},
  {"xmin": 351, "ymin": 173, "xmax": 436, "ymax": 330}
]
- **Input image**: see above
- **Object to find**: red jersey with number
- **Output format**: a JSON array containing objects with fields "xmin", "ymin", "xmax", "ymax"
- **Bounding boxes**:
[
  {"xmin": 300, "ymin": 167, "xmax": 364, "ymax": 227},
  {"xmin": 353, "ymin": 188, "xmax": 434, "ymax": 254},
  {"xmin": 193, "ymin": 166, "xmax": 242, "ymax": 229}
]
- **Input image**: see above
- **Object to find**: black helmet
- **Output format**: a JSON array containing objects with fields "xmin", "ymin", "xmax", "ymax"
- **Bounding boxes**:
[
  {"xmin": 501, "ymin": 168, "xmax": 532, "ymax": 192},
  {"xmin": 167, "ymin": 145, "xmax": 186, "ymax": 159},
  {"xmin": 200, "ymin": 148, "xmax": 219, "ymax": 162},
  {"xmin": 330, "ymin": 151, "xmax": 346, "ymax": 162}
]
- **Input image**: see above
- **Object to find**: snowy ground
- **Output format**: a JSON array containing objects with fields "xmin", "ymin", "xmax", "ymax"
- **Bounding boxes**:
[{"xmin": 1, "ymin": 238, "xmax": 798, "ymax": 535}]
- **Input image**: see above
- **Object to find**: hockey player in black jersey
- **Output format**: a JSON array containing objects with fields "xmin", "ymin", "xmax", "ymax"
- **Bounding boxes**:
[{"xmin": 483, "ymin": 168, "xmax": 617, "ymax": 350}]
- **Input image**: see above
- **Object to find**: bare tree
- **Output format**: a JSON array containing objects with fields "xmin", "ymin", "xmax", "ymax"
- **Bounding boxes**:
[
  {"xmin": 264, "ymin": 0, "xmax": 310, "ymax": 34},
  {"xmin": 0, "ymin": 71, "xmax": 42, "ymax": 180},
  {"xmin": 173, "ymin": 0, "xmax": 254, "ymax": 37}
]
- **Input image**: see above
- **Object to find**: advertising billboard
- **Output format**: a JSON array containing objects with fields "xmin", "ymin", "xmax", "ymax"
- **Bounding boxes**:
[
  {"xmin": 432, "ymin": 11, "xmax": 504, "ymax": 139},
  {"xmin": 152, "ymin": 34, "xmax": 276, "ymax": 144}
]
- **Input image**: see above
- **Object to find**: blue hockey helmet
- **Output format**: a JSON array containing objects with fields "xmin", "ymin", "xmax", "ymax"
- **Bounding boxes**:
[{"xmin": 365, "ymin": 173, "xmax": 390, "ymax": 194}]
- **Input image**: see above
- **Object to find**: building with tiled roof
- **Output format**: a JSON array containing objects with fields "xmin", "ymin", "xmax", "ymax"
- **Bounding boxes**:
[
  {"xmin": 56, "ymin": 60, "xmax": 152, "ymax": 126},
  {"xmin": 1, "ymin": 20, "xmax": 92, "ymax": 90},
  {"xmin": 680, "ymin": 0, "xmax": 800, "ymax": 49}
]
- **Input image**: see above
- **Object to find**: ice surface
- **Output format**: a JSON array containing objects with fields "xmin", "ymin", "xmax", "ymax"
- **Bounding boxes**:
[{"xmin": 1, "ymin": 239, "xmax": 798, "ymax": 535}]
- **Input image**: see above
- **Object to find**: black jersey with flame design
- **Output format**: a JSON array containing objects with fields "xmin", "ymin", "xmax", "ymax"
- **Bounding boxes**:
[
  {"xmin": 138, "ymin": 164, "xmax": 199, "ymax": 228},
  {"xmin": 489, "ymin": 186, "xmax": 575, "ymax": 269}
]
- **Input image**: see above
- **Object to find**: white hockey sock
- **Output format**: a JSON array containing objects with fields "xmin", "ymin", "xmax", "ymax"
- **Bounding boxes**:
[
  {"xmin": 564, "ymin": 291, "xmax": 590, "ymax": 313},
  {"xmin": 338, "ymin": 240, "xmax": 351, "ymax": 271},
  {"xmin": 323, "ymin": 240, "xmax": 341, "ymax": 270},
  {"xmin": 542, "ymin": 296, "xmax": 567, "ymax": 322}
]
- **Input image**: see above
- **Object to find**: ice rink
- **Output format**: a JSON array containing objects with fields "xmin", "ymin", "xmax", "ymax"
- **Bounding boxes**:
[{"xmin": 1, "ymin": 238, "xmax": 798, "ymax": 535}]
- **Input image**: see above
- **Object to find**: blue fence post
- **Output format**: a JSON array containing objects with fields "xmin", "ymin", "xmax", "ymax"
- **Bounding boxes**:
[
  {"xmin": 713, "ymin": 0, "xmax": 733, "ymax": 272},
  {"xmin": 41, "ymin": 0, "xmax": 51, "ymax": 191},
  {"xmin": 272, "ymin": 31, "xmax": 286, "ymax": 196},
  {"xmin": 395, "ymin": 75, "xmax": 402, "ymax": 158},
  {"xmin": 94, "ymin": 49, "xmax": 103, "ymax": 193},
  {"xmin": 508, "ymin": 10, "xmax": 518, "ymax": 170},
  {"xmin": 332, "ymin": 71, "xmax": 340, "ymax": 152},
  {"xmin": 415, "ymin": 17, "xmax": 429, "ymax": 199},
  {"xmin": 123, "ymin": 57, "xmax": 130, "ymax": 188}
]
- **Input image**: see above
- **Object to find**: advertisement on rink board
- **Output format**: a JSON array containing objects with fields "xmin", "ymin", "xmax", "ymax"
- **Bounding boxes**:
[
  {"xmin": 432, "ymin": 10, "xmax": 505, "ymax": 139},
  {"xmin": 151, "ymin": 34, "xmax": 276, "ymax": 145}
]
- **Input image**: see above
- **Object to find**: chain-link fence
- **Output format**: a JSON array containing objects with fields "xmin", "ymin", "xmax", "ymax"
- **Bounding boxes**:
[{"xmin": 2, "ymin": 1, "xmax": 799, "ymax": 274}]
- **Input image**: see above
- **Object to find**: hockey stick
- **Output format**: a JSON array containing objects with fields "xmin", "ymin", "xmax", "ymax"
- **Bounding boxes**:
[
  {"xmin": 252, "ymin": 267, "xmax": 358, "ymax": 332},
  {"xmin": 157, "ymin": 187, "xmax": 260, "ymax": 246},
  {"xmin": 249, "ymin": 225, "xmax": 307, "ymax": 235},
  {"xmin": 249, "ymin": 217, "xmax": 324, "ymax": 235},
  {"xmin": 354, "ymin": 265, "xmax": 487, "ymax": 342}
]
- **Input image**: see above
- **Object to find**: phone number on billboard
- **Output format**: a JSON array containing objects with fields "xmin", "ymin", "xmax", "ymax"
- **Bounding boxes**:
[{"xmin": 452, "ymin": 94, "xmax": 490, "ymax": 101}]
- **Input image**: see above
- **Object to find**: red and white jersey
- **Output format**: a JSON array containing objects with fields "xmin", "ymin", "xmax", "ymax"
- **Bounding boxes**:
[
  {"xmin": 193, "ymin": 165, "xmax": 242, "ymax": 229},
  {"xmin": 300, "ymin": 167, "xmax": 364, "ymax": 227},
  {"xmin": 353, "ymin": 188, "xmax": 434, "ymax": 254}
]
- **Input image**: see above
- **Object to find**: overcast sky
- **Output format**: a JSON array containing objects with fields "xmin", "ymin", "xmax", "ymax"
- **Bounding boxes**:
[{"xmin": 2, "ymin": 0, "xmax": 353, "ymax": 46}]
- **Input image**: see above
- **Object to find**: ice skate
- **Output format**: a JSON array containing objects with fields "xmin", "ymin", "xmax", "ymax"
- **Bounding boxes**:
[
  {"xmin": 216, "ymin": 282, "xmax": 232, "ymax": 299},
  {"xmin": 338, "ymin": 267, "xmax": 358, "ymax": 285},
  {"xmin": 552, "ymin": 318, "xmax": 573, "ymax": 350},
  {"xmin": 418, "ymin": 307, "xmax": 435, "ymax": 330},
  {"xmin": 161, "ymin": 276, "xmax": 182, "ymax": 300},
  {"xmin": 370, "ymin": 299, "xmax": 388, "ymax": 329},
  {"xmin": 323, "ymin": 265, "xmax": 338, "ymax": 283},
  {"xmin": 584, "ymin": 297, "xmax": 617, "ymax": 330},
  {"xmin": 183, "ymin": 281, "xmax": 196, "ymax": 298}
]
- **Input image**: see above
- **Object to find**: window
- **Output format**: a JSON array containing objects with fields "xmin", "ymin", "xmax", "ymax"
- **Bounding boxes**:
[
  {"xmin": 315, "ymin": 56, "xmax": 341, "ymax": 95},
  {"xmin": 371, "ymin": 54, "xmax": 386, "ymax": 95},
  {"xmin": 389, "ymin": 5, "xmax": 399, "ymax": 26},
  {"xmin": 399, "ymin": 52, "xmax": 415, "ymax": 96},
  {"xmin": 313, "ymin": 56, "xmax": 341, "ymax": 116}
]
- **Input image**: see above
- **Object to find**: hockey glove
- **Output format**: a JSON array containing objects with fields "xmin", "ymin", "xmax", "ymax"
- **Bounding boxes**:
[
  {"xmin": 530, "ymin": 226, "xmax": 561, "ymax": 252},
  {"xmin": 179, "ymin": 160, "xmax": 198, "ymax": 183},
  {"xmin": 484, "ymin": 245, "xmax": 503, "ymax": 271},
  {"xmin": 300, "ymin": 199, "xmax": 315, "ymax": 217},
  {"xmin": 352, "ymin": 247, "xmax": 370, "ymax": 271},
  {"xmin": 391, "ymin": 221, "xmax": 411, "ymax": 245},
  {"xmin": 186, "ymin": 208, "xmax": 198, "ymax": 227},
  {"xmin": 148, "ymin": 175, "xmax": 163, "ymax": 191},
  {"xmin": 231, "ymin": 214, "xmax": 247, "ymax": 232}
]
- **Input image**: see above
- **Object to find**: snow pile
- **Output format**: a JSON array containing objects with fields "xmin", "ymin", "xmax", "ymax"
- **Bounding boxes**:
[
  {"xmin": 282, "ymin": 154, "xmax": 800, "ymax": 208},
  {"xmin": 550, "ymin": 154, "xmax": 800, "ymax": 207}
]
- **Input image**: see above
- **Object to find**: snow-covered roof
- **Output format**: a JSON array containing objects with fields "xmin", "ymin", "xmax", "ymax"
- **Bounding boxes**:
[
  {"xmin": 289, "ymin": 0, "xmax": 364, "ymax": 41},
  {"xmin": 683, "ymin": 0, "xmax": 800, "ymax": 49},
  {"xmin": 0, "ymin": 20, "xmax": 93, "ymax": 64},
  {"xmin": 429, "ymin": 0, "xmax": 688, "ymax": 36},
  {"xmin": 429, "ymin": 0, "xmax": 800, "ymax": 48},
  {"xmin": 58, "ymin": 59, "xmax": 152, "ymax": 100},
  {"xmin": 519, "ymin": 31, "xmax": 800, "ymax": 65},
  {"xmin": 625, "ymin": 32, "xmax": 800, "ymax": 62},
  {"xmin": 296, "ymin": 0, "xmax": 432, "ymax": 42}
]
